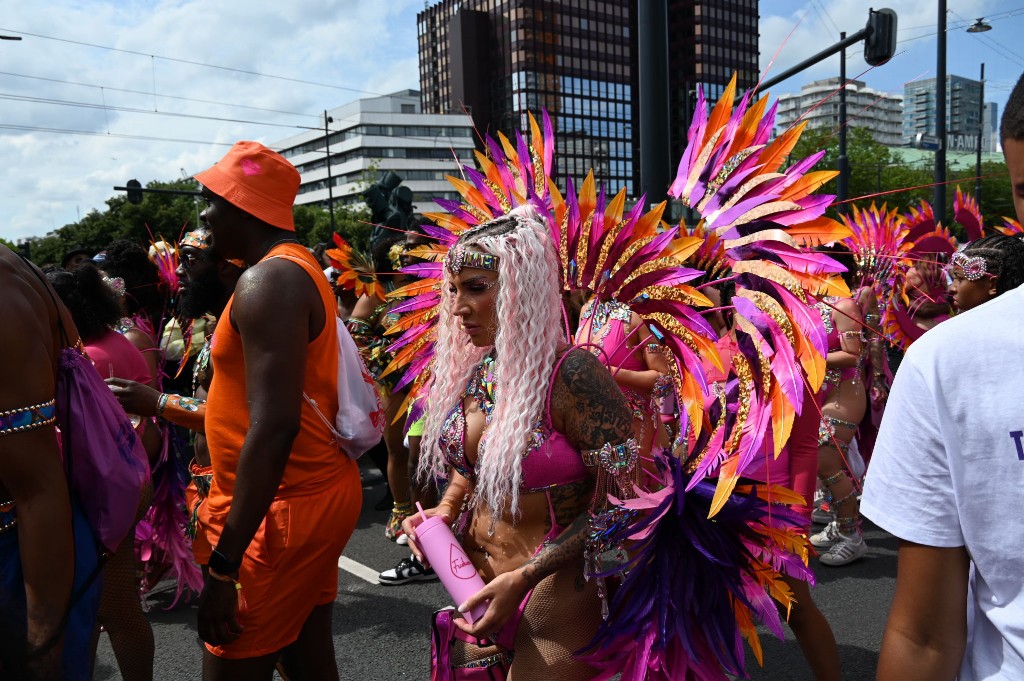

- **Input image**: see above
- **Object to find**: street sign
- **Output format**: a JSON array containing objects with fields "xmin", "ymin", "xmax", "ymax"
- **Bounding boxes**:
[{"xmin": 915, "ymin": 133, "xmax": 942, "ymax": 151}]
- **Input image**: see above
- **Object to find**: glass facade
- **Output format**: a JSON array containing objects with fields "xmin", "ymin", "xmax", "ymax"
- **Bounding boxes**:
[
  {"xmin": 419, "ymin": 0, "xmax": 757, "ymax": 196},
  {"xmin": 903, "ymin": 75, "xmax": 985, "ymax": 150},
  {"xmin": 419, "ymin": 0, "xmax": 637, "ymax": 193}
]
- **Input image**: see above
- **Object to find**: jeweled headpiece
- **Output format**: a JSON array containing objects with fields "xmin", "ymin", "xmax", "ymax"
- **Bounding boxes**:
[
  {"xmin": 950, "ymin": 248, "xmax": 994, "ymax": 281},
  {"xmin": 444, "ymin": 244, "xmax": 499, "ymax": 275}
]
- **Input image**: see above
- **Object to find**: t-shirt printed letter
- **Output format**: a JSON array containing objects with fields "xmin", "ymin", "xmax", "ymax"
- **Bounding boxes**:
[{"xmin": 1011, "ymin": 431, "xmax": 1024, "ymax": 461}]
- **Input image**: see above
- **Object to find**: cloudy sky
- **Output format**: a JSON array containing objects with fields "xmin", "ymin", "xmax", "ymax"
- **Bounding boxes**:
[{"xmin": 1, "ymin": 0, "xmax": 1020, "ymax": 241}]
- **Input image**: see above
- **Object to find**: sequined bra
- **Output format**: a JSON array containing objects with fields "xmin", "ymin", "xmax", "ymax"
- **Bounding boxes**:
[
  {"xmin": 439, "ymin": 351, "xmax": 589, "ymax": 494},
  {"xmin": 815, "ymin": 297, "xmax": 864, "ymax": 388}
]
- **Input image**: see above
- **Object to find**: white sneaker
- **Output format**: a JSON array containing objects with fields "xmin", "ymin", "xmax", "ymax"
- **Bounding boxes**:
[
  {"xmin": 810, "ymin": 521, "xmax": 841, "ymax": 549},
  {"xmin": 396, "ymin": 533, "xmax": 409, "ymax": 546},
  {"xmin": 819, "ymin": 528, "xmax": 867, "ymax": 566}
]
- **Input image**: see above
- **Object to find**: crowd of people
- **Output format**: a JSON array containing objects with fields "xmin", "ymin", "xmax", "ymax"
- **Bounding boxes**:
[{"xmin": 4, "ymin": 69, "xmax": 1024, "ymax": 681}]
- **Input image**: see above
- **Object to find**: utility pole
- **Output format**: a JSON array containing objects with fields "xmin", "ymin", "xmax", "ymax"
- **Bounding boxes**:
[
  {"xmin": 637, "ymin": 0, "xmax": 670, "ymax": 211},
  {"xmin": 324, "ymin": 110, "xmax": 336, "ymax": 234},
  {"xmin": 935, "ymin": 0, "xmax": 947, "ymax": 226},
  {"xmin": 837, "ymin": 32, "xmax": 849, "ymax": 215}
]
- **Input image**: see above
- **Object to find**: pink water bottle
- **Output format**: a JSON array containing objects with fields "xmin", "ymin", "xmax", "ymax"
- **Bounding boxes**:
[{"xmin": 414, "ymin": 503, "xmax": 488, "ymax": 624}]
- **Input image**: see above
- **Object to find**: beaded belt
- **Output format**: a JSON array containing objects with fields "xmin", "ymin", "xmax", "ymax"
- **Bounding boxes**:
[
  {"xmin": 0, "ymin": 399, "xmax": 57, "ymax": 436},
  {"xmin": 0, "ymin": 499, "xmax": 16, "ymax": 536}
]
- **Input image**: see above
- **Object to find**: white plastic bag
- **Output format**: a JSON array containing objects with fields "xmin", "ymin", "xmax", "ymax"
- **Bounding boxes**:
[{"xmin": 304, "ymin": 317, "xmax": 385, "ymax": 459}]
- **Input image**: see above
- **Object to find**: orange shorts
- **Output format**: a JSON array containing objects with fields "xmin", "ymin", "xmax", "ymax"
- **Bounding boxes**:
[{"xmin": 198, "ymin": 462, "xmax": 362, "ymax": 658}]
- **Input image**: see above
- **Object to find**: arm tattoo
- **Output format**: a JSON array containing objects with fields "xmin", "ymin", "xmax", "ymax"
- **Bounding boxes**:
[
  {"xmin": 517, "ymin": 352, "xmax": 633, "ymax": 588},
  {"xmin": 519, "ymin": 512, "xmax": 589, "ymax": 590},
  {"xmin": 546, "ymin": 479, "xmax": 594, "ymax": 533},
  {"xmin": 551, "ymin": 349, "xmax": 633, "ymax": 451}
]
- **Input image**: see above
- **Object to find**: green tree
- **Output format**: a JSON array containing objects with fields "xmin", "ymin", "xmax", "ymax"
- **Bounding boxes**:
[
  {"xmin": 791, "ymin": 126, "xmax": 1013, "ymax": 237},
  {"xmin": 26, "ymin": 178, "xmax": 200, "ymax": 265},
  {"xmin": 294, "ymin": 203, "xmax": 372, "ymax": 252}
]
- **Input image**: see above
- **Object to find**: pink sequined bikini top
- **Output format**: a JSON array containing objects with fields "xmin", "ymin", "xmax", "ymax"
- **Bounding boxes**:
[{"xmin": 439, "ymin": 350, "xmax": 589, "ymax": 494}]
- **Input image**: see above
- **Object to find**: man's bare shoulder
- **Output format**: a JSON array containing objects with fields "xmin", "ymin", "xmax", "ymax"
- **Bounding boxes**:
[{"xmin": 0, "ymin": 253, "xmax": 62, "ymax": 407}]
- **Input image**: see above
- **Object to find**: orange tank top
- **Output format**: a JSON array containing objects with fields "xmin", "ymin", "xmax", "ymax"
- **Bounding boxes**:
[{"xmin": 204, "ymin": 242, "xmax": 348, "ymax": 511}]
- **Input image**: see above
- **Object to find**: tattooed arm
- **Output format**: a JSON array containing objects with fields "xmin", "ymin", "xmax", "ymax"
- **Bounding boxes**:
[
  {"xmin": 453, "ymin": 349, "xmax": 632, "ymax": 636},
  {"xmin": 520, "ymin": 348, "xmax": 633, "ymax": 587}
]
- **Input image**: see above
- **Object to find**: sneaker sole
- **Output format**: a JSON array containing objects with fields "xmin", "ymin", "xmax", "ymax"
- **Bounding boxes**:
[
  {"xmin": 820, "ymin": 545, "xmax": 868, "ymax": 567},
  {"xmin": 377, "ymin": 573, "xmax": 439, "ymax": 586}
]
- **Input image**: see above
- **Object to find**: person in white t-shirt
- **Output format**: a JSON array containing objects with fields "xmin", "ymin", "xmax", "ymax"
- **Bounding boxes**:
[{"xmin": 862, "ymin": 71, "xmax": 1024, "ymax": 681}]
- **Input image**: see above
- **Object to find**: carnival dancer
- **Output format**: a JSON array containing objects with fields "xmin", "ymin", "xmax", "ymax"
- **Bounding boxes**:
[
  {"xmin": 807, "ymin": 256, "xmax": 870, "ymax": 566},
  {"xmin": 107, "ymin": 228, "xmax": 245, "ymax": 581},
  {"xmin": 191, "ymin": 142, "xmax": 361, "ymax": 680},
  {"xmin": 404, "ymin": 206, "xmax": 636, "ymax": 679},
  {"xmin": 47, "ymin": 265, "xmax": 156, "ymax": 681},
  {"xmin": 701, "ymin": 282, "xmax": 841, "ymax": 681},
  {"xmin": 574, "ymin": 291, "xmax": 671, "ymax": 475},
  {"xmin": 97, "ymin": 239, "xmax": 199, "ymax": 597},
  {"xmin": 0, "ymin": 245, "xmax": 103, "ymax": 681},
  {"xmin": 387, "ymin": 88, "xmax": 841, "ymax": 679},
  {"xmin": 947, "ymin": 234, "xmax": 1024, "ymax": 313}
]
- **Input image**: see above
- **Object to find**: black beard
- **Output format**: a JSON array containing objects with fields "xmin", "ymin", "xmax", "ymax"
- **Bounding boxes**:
[{"xmin": 178, "ymin": 271, "xmax": 227, "ymax": 319}]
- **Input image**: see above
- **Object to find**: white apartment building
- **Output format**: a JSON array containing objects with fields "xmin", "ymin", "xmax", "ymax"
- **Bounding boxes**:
[
  {"xmin": 774, "ymin": 78, "xmax": 904, "ymax": 147},
  {"xmin": 273, "ymin": 89, "xmax": 476, "ymax": 214}
]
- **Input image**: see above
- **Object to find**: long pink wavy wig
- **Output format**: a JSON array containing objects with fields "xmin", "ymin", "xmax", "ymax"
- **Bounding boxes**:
[{"xmin": 418, "ymin": 203, "xmax": 566, "ymax": 519}]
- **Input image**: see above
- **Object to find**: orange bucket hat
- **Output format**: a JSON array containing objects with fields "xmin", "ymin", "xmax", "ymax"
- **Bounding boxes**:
[{"xmin": 194, "ymin": 141, "xmax": 300, "ymax": 232}]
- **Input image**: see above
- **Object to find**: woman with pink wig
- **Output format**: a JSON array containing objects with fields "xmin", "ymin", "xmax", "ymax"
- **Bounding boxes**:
[{"xmin": 403, "ymin": 205, "xmax": 636, "ymax": 679}]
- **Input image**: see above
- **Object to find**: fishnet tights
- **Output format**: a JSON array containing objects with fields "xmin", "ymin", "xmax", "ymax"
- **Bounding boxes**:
[
  {"xmin": 449, "ymin": 560, "xmax": 602, "ymax": 680},
  {"xmin": 92, "ymin": 481, "xmax": 154, "ymax": 681}
]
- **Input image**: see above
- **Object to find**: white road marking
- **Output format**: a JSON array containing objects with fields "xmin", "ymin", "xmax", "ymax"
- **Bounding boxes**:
[{"xmin": 338, "ymin": 555, "xmax": 380, "ymax": 585}]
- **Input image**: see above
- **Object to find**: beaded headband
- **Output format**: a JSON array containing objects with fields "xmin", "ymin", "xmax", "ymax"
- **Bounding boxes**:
[
  {"xmin": 445, "ymin": 244, "xmax": 500, "ymax": 275},
  {"xmin": 950, "ymin": 250, "xmax": 995, "ymax": 281}
]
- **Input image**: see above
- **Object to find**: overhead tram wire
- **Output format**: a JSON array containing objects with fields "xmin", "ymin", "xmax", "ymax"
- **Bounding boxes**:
[
  {"xmin": 0, "ymin": 70, "xmax": 322, "ymax": 120},
  {"xmin": 0, "ymin": 74, "xmax": 466, "ymax": 148},
  {"xmin": 0, "ymin": 27, "xmax": 386, "ymax": 97},
  {"xmin": 0, "ymin": 92, "xmax": 322, "ymax": 130},
  {"xmin": 0, "ymin": 92, "xmax": 478, "ymax": 149},
  {"xmin": 0, "ymin": 123, "xmax": 235, "ymax": 146}
]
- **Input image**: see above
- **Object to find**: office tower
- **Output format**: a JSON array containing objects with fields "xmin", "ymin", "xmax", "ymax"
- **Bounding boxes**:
[{"xmin": 418, "ymin": 0, "xmax": 759, "ymax": 196}]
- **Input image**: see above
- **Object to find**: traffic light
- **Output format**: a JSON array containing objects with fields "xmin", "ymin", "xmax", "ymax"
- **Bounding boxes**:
[
  {"xmin": 126, "ymin": 179, "xmax": 143, "ymax": 205},
  {"xmin": 864, "ymin": 8, "xmax": 897, "ymax": 66}
]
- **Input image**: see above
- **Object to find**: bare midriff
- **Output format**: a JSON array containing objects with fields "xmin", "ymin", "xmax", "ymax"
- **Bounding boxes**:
[{"xmin": 464, "ymin": 486, "xmax": 590, "ymax": 581}]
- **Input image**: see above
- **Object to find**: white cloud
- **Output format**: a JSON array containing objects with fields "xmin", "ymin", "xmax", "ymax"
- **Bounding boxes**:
[
  {"xmin": 759, "ymin": 0, "xmax": 1011, "ymax": 95},
  {"xmin": 3, "ymin": 0, "xmax": 1021, "ymax": 240},
  {"xmin": 0, "ymin": 0, "xmax": 421, "ymax": 241}
]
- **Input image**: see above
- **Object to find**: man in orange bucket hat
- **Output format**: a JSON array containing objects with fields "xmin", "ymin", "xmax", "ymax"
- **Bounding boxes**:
[{"xmin": 192, "ymin": 141, "xmax": 361, "ymax": 680}]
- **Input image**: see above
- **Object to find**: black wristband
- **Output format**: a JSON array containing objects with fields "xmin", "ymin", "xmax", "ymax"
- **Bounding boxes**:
[{"xmin": 208, "ymin": 548, "xmax": 241, "ymax": 575}]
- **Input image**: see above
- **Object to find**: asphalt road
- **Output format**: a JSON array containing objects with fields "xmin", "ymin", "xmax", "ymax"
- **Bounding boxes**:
[{"xmin": 95, "ymin": 461, "xmax": 897, "ymax": 680}]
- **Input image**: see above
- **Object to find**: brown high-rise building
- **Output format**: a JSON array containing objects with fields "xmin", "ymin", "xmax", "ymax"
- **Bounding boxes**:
[{"xmin": 417, "ymin": 0, "xmax": 759, "ymax": 197}]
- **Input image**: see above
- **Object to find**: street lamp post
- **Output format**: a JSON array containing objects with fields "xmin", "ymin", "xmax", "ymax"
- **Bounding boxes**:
[
  {"xmin": 324, "ymin": 110, "xmax": 336, "ymax": 234},
  {"xmin": 977, "ymin": 63, "xmax": 985, "ymax": 203},
  {"xmin": 966, "ymin": 19, "xmax": 993, "ymax": 203}
]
